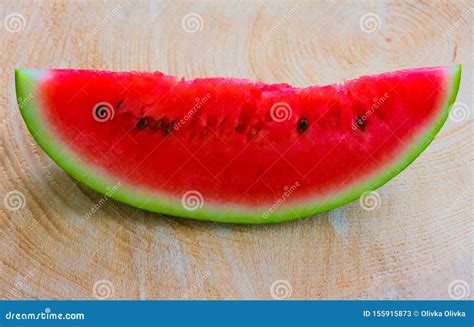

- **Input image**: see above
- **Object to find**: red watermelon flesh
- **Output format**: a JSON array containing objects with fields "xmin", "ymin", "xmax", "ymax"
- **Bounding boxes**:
[{"xmin": 15, "ymin": 65, "xmax": 461, "ymax": 223}]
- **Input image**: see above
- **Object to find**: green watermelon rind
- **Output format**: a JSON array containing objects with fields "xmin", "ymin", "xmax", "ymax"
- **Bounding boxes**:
[{"xmin": 15, "ymin": 65, "xmax": 461, "ymax": 224}]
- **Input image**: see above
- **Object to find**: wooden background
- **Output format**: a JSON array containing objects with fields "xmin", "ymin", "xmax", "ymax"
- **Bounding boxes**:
[{"xmin": 1, "ymin": 0, "xmax": 472, "ymax": 300}]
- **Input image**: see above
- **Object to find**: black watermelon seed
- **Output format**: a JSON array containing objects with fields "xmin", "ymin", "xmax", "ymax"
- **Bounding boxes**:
[
  {"xmin": 164, "ymin": 122, "xmax": 174, "ymax": 135},
  {"xmin": 151, "ymin": 119, "xmax": 164, "ymax": 131},
  {"xmin": 136, "ymin": 117, "xmax": 148, "ymax": 130},
  {"xmin": 235, "ymin": 120, "xmax": 245, "ymax": 133},
  {"xmin": 297, "ymin": 118, "xmax": 308, "ymax": 133},
  {"xmin": 116, "ymin": 99, "xmax": 124, "ymax": 109},
  {"xmin": 355, "ymin": 116, "xmax": 366, "ymax": 131}
]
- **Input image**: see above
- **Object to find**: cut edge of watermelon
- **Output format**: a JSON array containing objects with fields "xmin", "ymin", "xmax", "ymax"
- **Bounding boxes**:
[{"xmin": 15, "ymin": 65, "xmax": 461, "ymax": 224}]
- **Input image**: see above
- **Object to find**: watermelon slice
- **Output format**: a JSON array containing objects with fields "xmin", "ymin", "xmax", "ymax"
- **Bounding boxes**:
[{"xmin": 15, "ymin": 65, "xmax": 461, "ymax": 223}]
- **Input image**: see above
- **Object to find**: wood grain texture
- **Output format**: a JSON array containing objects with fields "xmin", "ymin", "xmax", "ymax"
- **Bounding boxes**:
[{"xmin": 1, "ymin": 0, "xmax": 472, "ymax": 300}]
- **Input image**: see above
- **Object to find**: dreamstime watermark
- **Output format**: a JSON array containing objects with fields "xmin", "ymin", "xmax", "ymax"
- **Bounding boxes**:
[
  {"xmin": 270, "ymin": 102, "xmax": 292, "ymax": 122},
  {"xmin": 359, "ymin": 13, "xmax": 381, "ymax": 33},
  {"xmin": 181, "ymin": 190, "xmax": 204, "ymax": 211},
  {"xmin": 261, "ymin": 181, "xmax": 300, "ymax": 220},
  {"xmin": 17, "ymin": 93, "xmax": 33, "ymax": 109},
  {"xmin": 84, "ymin": 182, "xmax": 122, "ymax": 219},
  {"xmin": 4, "ymin": 13, "xmax": 26, "ymax": 33},
  {"xmin": 352, "ymin": 93, "xmax": 389, "ymax": 130},
  {"xmin": 440, "ymin": 7, "xmax": 473, "ymax": 42},
  {"xmin": 354, "ymin": 258, "xmax": 400, "ymax": 299},
  {"xmin": 270, "ymin": 280, "xmax": 292, "ymax": 299},
  {"xmin": 448, "ymin": 280, "xmax": 470, "ymax": 300},
  {"xmin": 356, "ymin": 272, "xmax": 387, "ymax": 299},
  {"xmin": 4, "ymin": 270, "xmax": 35, "ymax": 299},
  {"xmin": 174, "ymin": 93, "xmax": 212, "ymax": 130},
  {"xmin": 93, "ymin": 279, "xmax": 115, "ymax": 299},
  {"xmin": 5, "ymin": 308, "xmax": 85, "ymax": 321},
  {"xmin": 92, "ymin": 102, "xmax": 115, "ymax": 122},
  {"xmin": 181, "ymin": 13, "xmax": 203, "ymax": 33},
  {"xmin": 85, "ymin": 5, "xmax": 122, "ymax": 41},
  {"xmin": 356, "ymin": 273, "xmax": 387, "ymax": 300},
  {"xmin": 183, "ymin": 271, "xmax": 211, "ymax": 299},
  {"xmin": 4, "ymin": 190, "xmax": 26, "ymax": 211},
  {"xmin": 359, "ymin": 191, "xmax": 381, "ymax": 211},
  {"xmin": 263, "ymin": 3, "xmax": 300, "ymax": 42},
  {"xmin": 5, "ymin": 93, "xmax": 35, "ymax": 125},
  {"xmin": 449, "ymin": 102, "xmax": 470, "ymax": 122}
]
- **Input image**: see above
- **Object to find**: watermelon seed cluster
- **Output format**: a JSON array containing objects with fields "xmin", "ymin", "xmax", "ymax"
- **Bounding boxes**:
[{"xmin": 135, "ymin": 116, "xmax": 175, "ymax": 135}]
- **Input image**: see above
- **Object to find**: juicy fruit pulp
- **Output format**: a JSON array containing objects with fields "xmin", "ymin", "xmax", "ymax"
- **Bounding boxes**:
[{"xmin": 15, "ymin": 66, "xmax": 461, "ymax": 223}]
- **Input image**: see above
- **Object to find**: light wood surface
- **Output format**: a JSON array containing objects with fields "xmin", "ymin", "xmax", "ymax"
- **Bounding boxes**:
[{"xmin": 1, "ymin": 0, "xmax": 472, "ymax": 300}]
